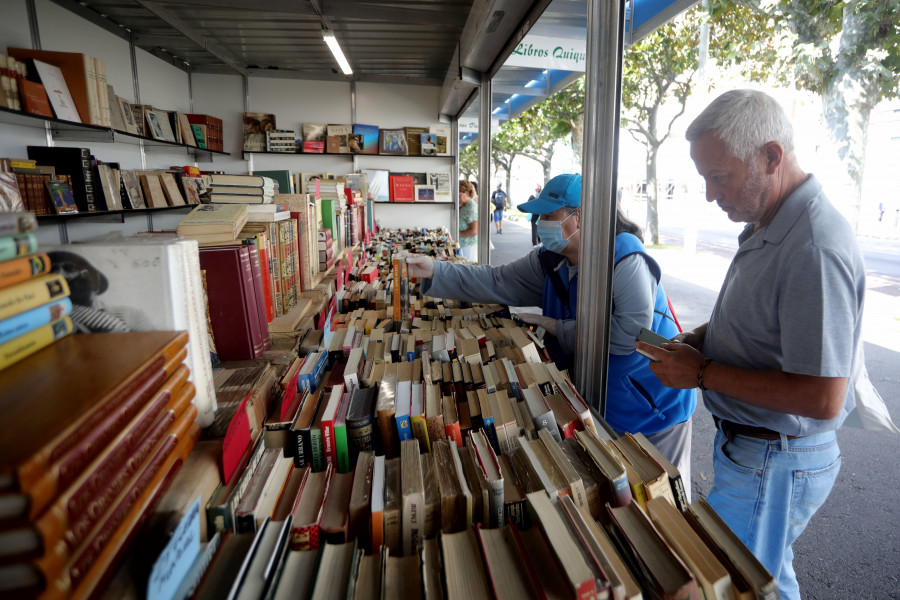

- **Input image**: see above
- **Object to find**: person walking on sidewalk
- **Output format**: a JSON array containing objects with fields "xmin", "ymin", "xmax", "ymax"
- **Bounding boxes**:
[
  {"xmin": 403, "ymin": 173, "xmax": 696, "ymax": 483},
  {"xmin": 491, "ymin": 183, "xmax": 508, "ymax": 234},
  {"xmin": 639, "ymin": 89, "xmax": 865, "ymax": 600},
  {"xmin": 457, "ymin": 179, "xmax": 479, "ymax": 261},
  {"xmin": 523, "ymin": 183, "xmax": 543, "ymax": 247}
]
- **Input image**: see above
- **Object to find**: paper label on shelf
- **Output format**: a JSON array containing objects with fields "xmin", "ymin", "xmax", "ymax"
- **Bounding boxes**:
[{"xmin": 147, "ymin": 496, "xmax": 201, "ymax": 600}]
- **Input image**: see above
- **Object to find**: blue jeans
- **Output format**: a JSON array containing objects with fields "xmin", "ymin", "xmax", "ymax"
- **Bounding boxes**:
[{"xmin": 707, "ymin": 428, "xmax": 841, "ymax": 600}]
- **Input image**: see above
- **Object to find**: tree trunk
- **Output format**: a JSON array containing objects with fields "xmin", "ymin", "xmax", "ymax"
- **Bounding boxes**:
[
  {"xmin": 818, "ymin": 3, "xmax": 881, "ymax": 233},
  {"xmin": 645, "ymin": 145, "xmax": 660, "ymax": 244},
  {"xmin": 572, "ymin": 115, "xmax": 585, "ymax": 168}
]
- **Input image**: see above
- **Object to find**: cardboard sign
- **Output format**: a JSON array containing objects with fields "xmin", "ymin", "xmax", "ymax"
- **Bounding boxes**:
[{"xmin": 147, "ymin": 497, "xmax": 201, "ymax": 600}]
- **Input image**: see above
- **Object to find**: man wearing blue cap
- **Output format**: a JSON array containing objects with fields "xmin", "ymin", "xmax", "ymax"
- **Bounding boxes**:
[{"xmin": 404, "ymin": 173, "xmax": 695, "ymax": 481}]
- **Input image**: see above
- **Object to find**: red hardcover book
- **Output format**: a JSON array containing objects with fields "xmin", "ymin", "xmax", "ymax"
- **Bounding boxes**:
[
  {"xmin": 30, "ymin": 387, "xmax": 197, "ymax": 583},
  {"xmin": 198, "ymin": 245, "xmax": 266, "ymax": 360},
  {"xmin": 44, "ymin": 419, "xmax": 201, "ymax": 599},
  {"xmin": 245, "ymin": 244, "xmax": 273, "ymax": 351},
  {"xmin": 16, "ymin": 368, "xmax": 192, "ymax": 567},
  {"xmin": 19, "ymin": 79, "xmax": 54, "ymax": 118},
  {"xmin": 389, "ymin": 175, "xmax": 415, "ymax": 202},
  {"xmin": 253, "ymin": 234, "xmax": 275, "ymax": 322},
  {"xmin": 0, "ymin": 331, "xmax": 189, "ymax": 520}
]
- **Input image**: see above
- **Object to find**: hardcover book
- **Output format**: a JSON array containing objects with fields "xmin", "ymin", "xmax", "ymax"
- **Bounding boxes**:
[
  {"xmin": 243, "ymin": 112, "xmax": 276, "ymax": 152},
  {"xmin": 351, "ymin": 124, "xmax": 379, "ymax": 155},
  {"xmin": 0, "ymin": 331, "xmax": 188, "ymax": 517},
  {"xmin": 199, "ymin": 244, "xmax": 270, "ymax": 360},
  {"xmin": 379, "ymin": 128, "xmax": 408, "ymax": 155},
  {"xmin": 43, "ymin": 239, "xmax": 217, "ymax": 426},
  {"xmin": 26, "ymin": 146, "xmax": 97, "ymax": 212},
  {"xmin": 389, "ymin": 175, "xmax": 415, "ymax": 203}
]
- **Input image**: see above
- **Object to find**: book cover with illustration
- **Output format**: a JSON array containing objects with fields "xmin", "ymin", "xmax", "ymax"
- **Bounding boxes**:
[{"xmin": 243, "ymin": 112, "xmax": 277, "ymax": 152}]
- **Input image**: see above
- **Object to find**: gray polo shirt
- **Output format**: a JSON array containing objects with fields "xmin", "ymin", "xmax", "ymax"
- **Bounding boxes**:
[{"xmin": 703, "ymin": 175, "xmax": 866, "ymax": 435}]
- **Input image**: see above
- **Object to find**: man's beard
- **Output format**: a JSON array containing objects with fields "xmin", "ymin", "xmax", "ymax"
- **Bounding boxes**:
[{"xmin": 725, "ymin": 160, "xmax": 770, "ymax": 224}]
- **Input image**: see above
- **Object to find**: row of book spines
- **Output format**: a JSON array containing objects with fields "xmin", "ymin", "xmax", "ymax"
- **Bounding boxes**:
[
  {"xmin": 8, "ymin": 336, "xmax": 189, "ymax": 514},
  {"xmin": 9, "ymin": 172, "xmax": 74, "ymax": 215},
  {"xmin": 26, "ymin": 379, "xmax": 196, "ymax": 586},
  {"xmin": 2, "ymin": 352, "xmax": 196, "ymax": 594}
]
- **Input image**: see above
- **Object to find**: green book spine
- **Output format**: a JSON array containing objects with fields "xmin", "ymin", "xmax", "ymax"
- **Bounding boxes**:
[{"xmin": 335, "ymin": 423, "xmax": 350, "ymax": 473}]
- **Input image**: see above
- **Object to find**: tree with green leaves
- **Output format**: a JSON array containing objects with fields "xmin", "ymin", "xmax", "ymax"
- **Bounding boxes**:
[
  {"xmin": 621, "ymin": 11, "xmax": 701, "ymax": 244},
  {"xmin": 709, "ymin": 0, "xmax": 900, "ymax": 231}
]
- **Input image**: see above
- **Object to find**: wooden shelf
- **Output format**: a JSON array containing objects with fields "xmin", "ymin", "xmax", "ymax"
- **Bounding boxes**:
[{"xmin": 0, "ymin": 106, "xmax": 229, "ymax": 160}]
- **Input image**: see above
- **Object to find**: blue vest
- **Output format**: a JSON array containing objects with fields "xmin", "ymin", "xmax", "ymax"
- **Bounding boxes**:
[{"xmin": 539, "ymin": 234, "xmax": 695, "ymax": 433}]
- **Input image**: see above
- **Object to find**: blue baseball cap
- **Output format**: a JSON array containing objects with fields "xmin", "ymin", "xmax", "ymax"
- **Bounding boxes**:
[{"xmin": 516, "ymin": 173, "xmax": 581, "ymax": 214}]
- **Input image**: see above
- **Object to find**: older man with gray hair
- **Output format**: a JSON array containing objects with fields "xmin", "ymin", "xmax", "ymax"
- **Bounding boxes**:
[{"xmin": 638, "ymin": 89, "xmax": 865, "ymax": 599}]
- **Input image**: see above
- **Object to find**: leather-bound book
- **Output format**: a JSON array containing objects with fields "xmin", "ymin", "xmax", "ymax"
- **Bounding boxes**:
[
  {"xmin": 0, "ymin": 330, "xmax": 188, "ymax": 519},
  {"xmin": 198, "ymin": 245, "xmax": 267, "ymax": 360}
]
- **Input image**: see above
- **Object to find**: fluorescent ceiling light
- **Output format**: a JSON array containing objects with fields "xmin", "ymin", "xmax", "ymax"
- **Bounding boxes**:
[{"xmin": 322, "ymin": 29, "xmax": 353, "ymax": 75}]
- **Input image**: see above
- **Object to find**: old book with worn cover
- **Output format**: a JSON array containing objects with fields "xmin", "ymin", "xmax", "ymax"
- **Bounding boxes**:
[
  {"xmin": 440, "ymin": 528, "xmax": 493, "ymax": 600},
  {"xmin": 177, "ymin": 203, "xmax": 249, "ymax": 237},
  {"xmin": 475, "ymin": 523, "xmax": 544, "ymax": 600},
  {"xmin": 608, "ymin": 501, "xmax": 700, "ymax": 600},
  {"xmin": 44, "ymin": 239, "xmax": 218, "ymax": 427},
  {"xmin": 26, "ymin": 145, "xmax": 97, "ymax": 212},
  {"xmin": 0, "ymin": 331, "xmax": 188, "ymax": 519},
  {"xmin": 647, "ymin": 497, "xmax": 733, "ymax": 600},
  {"xmin": 685, "ymin": 498, "xmax": 778, "ymax": 600},
  {"xmin": 199, "ymin": 245, "xmax": 269, "ymax": 360},
  {"xmin": 400, "ymin": 439, "xmax": 425, "ymax": 555},
  {"xmin": 527, "ymin": 490, "xmax": 600, "ymax": 599},
  {"xmin": 290, "ymin": 464, "xmax": 332, "ymax": 551}
]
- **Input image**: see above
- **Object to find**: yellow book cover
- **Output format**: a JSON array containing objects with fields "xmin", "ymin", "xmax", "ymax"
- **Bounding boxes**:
[
  {"xmin": 0, "ymin": 273, "xmax": 70, "ymax": 321},
  {"xmin": 0, "ymin": 317, "xmax": 73, "ymax": 371}
]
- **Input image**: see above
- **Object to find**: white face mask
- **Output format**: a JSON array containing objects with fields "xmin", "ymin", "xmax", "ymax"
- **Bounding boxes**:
[{"xmin": 537, "ymin": 212, "xmax": 578, "ymax": 253}]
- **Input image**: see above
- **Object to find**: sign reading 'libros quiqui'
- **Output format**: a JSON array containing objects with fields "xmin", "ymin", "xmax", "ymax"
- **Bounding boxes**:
[{"xmin": 505, "ymin": 35, "xmax": 587, "ymax": 72}]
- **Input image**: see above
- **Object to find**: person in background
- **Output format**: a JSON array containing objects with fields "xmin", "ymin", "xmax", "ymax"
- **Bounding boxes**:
[
  {"xmin": 405, "ymin": 173, "xmax": 696, "ymax": 480},
  {"xmin": 457, "ymin": 179, "xmax": 479, "ymax": 261},
  {"xmin": 639, "ymin": 90, "xmax": 865, "ymax": 600},
  {"xmin": 491, "ymin": 182, "xmax": 508, "ymax": 234},
  {"xmin": 523, "ymin": 183, "xmax": 543, "ymax": 247}
]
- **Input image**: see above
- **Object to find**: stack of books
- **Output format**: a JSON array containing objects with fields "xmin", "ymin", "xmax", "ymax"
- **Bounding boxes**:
[
  {"xmin": 207, "ymin": 173, "xmax": 277, "ymax": 205},
  {"xmin": 0, "ymin": 331, "xmax": 199, "ymax": 598},
  {"xmin": 176, "ymin": 203, "xmax": 250, "ymax": 246},
  {"xmin": 0, "ymin": 212, "xmax": 73, "ymax": 371},
  {"xmin": 318, "ymin": 229, "xmax": 335, "ymax": 272},
  {"xmin": 265, "ymin": 129, "xmax": 297, "ymax": 153}
]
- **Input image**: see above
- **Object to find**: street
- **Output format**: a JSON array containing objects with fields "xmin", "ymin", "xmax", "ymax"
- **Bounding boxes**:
[{"xmin": 489, "ymin": 216, "xmax": 900, "ymax": 599}]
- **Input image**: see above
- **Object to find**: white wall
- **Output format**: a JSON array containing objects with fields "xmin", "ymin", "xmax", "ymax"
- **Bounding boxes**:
[{"xmin": 1, "ymin": 0, "xmax": 456, "ymax": 245}]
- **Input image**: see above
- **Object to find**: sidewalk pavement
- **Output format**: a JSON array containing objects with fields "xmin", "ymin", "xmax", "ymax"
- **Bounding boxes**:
[
  {"xmin": 649, "ymin": 245, "xmax": 900, "ymax": 355},
  {"xmin": 490, "ymin": 217, "xmax": 900, "ymax": 355}
]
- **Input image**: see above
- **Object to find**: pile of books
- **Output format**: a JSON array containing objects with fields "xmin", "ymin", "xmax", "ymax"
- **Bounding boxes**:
[
  {"xmin": 0, "ymin": 212, "xmax": 73, "ymax": 371},
  {"xmin": 0, "ymin": 331, "xmax": 199, "ymax": 598},
  {"xmin": 207, "ymin": 173, "xmax": 277, "ymax": 205}
]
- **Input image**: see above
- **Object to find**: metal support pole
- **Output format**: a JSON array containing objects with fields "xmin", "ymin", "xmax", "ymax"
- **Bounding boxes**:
[
  {"xmin": 575, "ymin": 0, "xmax": 625, "ymax": 413},
  {"xmin": 477, "ymin": 74, "xmax": 492, "ymax": 265},
  {"xmin": 451, "ymin": 119, "xmax": 459, "ymax": 238},
  {"xmin": 243, "ymin": 74, "xmax": 252, "ymax": 171}
]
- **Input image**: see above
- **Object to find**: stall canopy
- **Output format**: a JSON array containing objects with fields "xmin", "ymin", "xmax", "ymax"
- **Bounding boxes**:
[
  {"xmin": 57, "ymin": 0, "xmax": 697, "ymax": 125},
  {"xmin": 459, "ymin": 0, "xmax": 699, "ymax": 148}
]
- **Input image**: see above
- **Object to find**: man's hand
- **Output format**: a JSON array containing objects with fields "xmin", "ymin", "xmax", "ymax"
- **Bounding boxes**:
[
  {"xmin": 673, "ymin": 325, "xmax": 707, "ymax": 351},
  {"xmin": 636, "ymin": 340, "xmax": 706, "ymax": 389},
  {"xmin": 403, "ymin": 254, "xmax": 435, "ymax": 279},
  {"xmin": 516, "ymin": 312, "xmax": 557, "ymax": 336}
]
